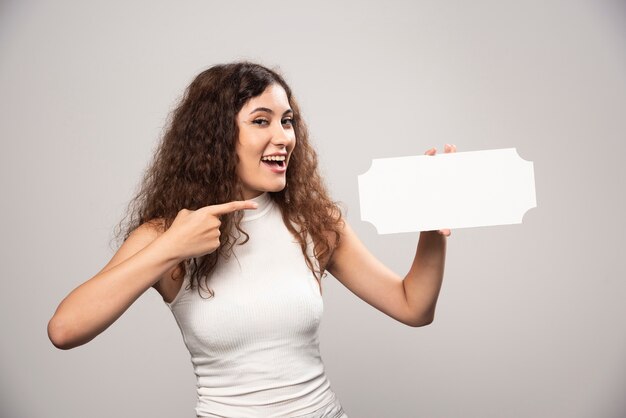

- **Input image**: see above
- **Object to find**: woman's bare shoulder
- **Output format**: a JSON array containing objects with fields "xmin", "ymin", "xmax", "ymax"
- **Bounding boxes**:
[
  {"xmin": 103, "ymin": 219, "xmax": 183, "ymax": 302},
  {"xmin": 140, "ymin": 219, "xmax": 185, "ymax": 303}
]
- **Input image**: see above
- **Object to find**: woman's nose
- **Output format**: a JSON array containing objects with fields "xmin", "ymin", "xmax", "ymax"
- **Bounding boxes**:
[{"xmin": 271, "ymin": 124, "xmax": 294, "ymax": 146}]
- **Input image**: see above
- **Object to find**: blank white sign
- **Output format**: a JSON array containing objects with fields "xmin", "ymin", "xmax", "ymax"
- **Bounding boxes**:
[{"xmin": 357, "ymin": 148, "xmax": 537, "ymax": 234}]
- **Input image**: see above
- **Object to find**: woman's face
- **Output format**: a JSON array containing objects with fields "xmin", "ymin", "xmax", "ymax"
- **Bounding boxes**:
[{"xmin": 235, "ymin": 83, "xmax": 296, "ymax": 200}]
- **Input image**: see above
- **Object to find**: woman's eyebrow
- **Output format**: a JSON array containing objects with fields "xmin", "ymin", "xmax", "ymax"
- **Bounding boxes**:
[{"xmin": 249, "ymin": 107, "xmax": 293, "ymax": 115}]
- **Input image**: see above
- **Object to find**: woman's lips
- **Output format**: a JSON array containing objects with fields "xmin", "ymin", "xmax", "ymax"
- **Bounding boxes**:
[{"xmin": 261, "ymin": 160, "xmax": 286, "ymax": 173}]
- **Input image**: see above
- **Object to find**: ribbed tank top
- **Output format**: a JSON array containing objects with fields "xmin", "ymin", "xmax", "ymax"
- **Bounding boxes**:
[{"xmin": 165, "ymin": 192, "xmax": 345, "ymax": 418}]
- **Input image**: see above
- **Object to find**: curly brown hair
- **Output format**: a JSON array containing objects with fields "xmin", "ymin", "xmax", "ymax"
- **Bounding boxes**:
[{"xmin": 111, "ymin": 61, "xmax": 345, "ymax": 299}]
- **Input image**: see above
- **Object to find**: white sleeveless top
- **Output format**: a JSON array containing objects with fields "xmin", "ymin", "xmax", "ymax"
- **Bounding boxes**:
[{"xmin": 165, "ymin": 192, "xmax": 345, "ymax": 418}]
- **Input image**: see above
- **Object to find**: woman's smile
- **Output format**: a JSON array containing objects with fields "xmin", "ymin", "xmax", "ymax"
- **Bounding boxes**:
[{"xmin": 260, "ymin": 153, "xmax": 288, "ymax": 173}]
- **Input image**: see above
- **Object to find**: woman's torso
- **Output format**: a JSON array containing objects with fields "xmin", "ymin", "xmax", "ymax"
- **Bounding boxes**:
[{"xmin": 160, "ymin": 193, "xmax": 342, "ymax": 417}]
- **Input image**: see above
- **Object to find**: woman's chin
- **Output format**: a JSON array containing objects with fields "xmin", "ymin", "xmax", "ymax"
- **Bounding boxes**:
[
  {"xmin": 246, "ymin": 182, "xmax": 286, "ymax": 196},
  {"xmin": 266, "ymin": 183, "xmax": 286, "ymax": 193}
]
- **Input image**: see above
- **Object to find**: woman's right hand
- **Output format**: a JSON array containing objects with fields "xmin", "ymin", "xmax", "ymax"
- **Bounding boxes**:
[{"xmin": 161, "ymin": 200, "xmax": 259, "ymax": 260}]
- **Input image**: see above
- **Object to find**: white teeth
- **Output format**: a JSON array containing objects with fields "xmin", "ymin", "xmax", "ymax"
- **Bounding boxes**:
[{"xmin": 261, "ymin": 155, "xmax": 286, "ymax": 161}]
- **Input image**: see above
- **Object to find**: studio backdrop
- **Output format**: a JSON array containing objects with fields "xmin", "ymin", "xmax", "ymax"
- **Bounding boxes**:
[{"xmin": 1, "ymin": 1, "xmax": 625, "ymax": 417}]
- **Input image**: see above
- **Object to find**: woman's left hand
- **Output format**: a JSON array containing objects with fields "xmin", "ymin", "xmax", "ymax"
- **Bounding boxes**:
[{"xmin": 424, "ymin": 144, "xmax": 457, "ymax": 237}]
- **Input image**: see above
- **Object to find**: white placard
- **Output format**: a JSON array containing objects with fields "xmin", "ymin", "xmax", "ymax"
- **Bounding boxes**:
[{"xmin": 357, "ymin": 148, "xmax": 537, "ymax": 234}]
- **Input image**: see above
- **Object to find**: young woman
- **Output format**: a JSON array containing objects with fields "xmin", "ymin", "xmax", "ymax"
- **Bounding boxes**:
[{"xmin": 47, "ymin": 61, "xmax": 456, "ymax": 418}]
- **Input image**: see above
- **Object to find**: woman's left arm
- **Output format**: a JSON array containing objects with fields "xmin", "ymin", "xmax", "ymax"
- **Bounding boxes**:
[{"xmin": 326, "ymin": 144, "xmax": 456, "ymax": 327}]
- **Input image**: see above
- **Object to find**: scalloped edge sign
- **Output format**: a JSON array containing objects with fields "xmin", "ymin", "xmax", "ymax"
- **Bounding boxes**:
[{"xmin": 357, "ymin": 148, "xmax": 537, "ymax": 234}]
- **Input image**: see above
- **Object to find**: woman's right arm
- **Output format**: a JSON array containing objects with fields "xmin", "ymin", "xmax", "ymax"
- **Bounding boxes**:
[
  {"xmin": 48, "ymin": 200, "xmax": 258, "ymax": 350},
  {"xmin": 47, "ymin": 223, "xmax": 181, "ymax": 350}
]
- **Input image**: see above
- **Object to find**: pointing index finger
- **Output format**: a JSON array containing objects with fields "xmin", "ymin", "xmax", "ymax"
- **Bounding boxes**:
[{"xmin": 207, "ymin": 200, "xmax": 259, "ymax": 216}]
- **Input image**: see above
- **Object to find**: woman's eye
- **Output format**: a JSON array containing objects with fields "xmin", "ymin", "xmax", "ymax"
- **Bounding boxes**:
[{"xmin": 252, "ymin": 118, "xmax": 293, "ymax": 126}]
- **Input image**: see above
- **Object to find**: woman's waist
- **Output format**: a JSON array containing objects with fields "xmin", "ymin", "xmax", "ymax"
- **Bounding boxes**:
[{"xmin": 195, "ymin": 373, "xmax": 336, "ymax": 417}]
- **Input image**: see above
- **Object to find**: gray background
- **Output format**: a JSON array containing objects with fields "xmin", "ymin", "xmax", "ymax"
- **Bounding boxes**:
[{"xmin": 1, "ymin": 0, "xmax": 625, "ymax": 417}]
